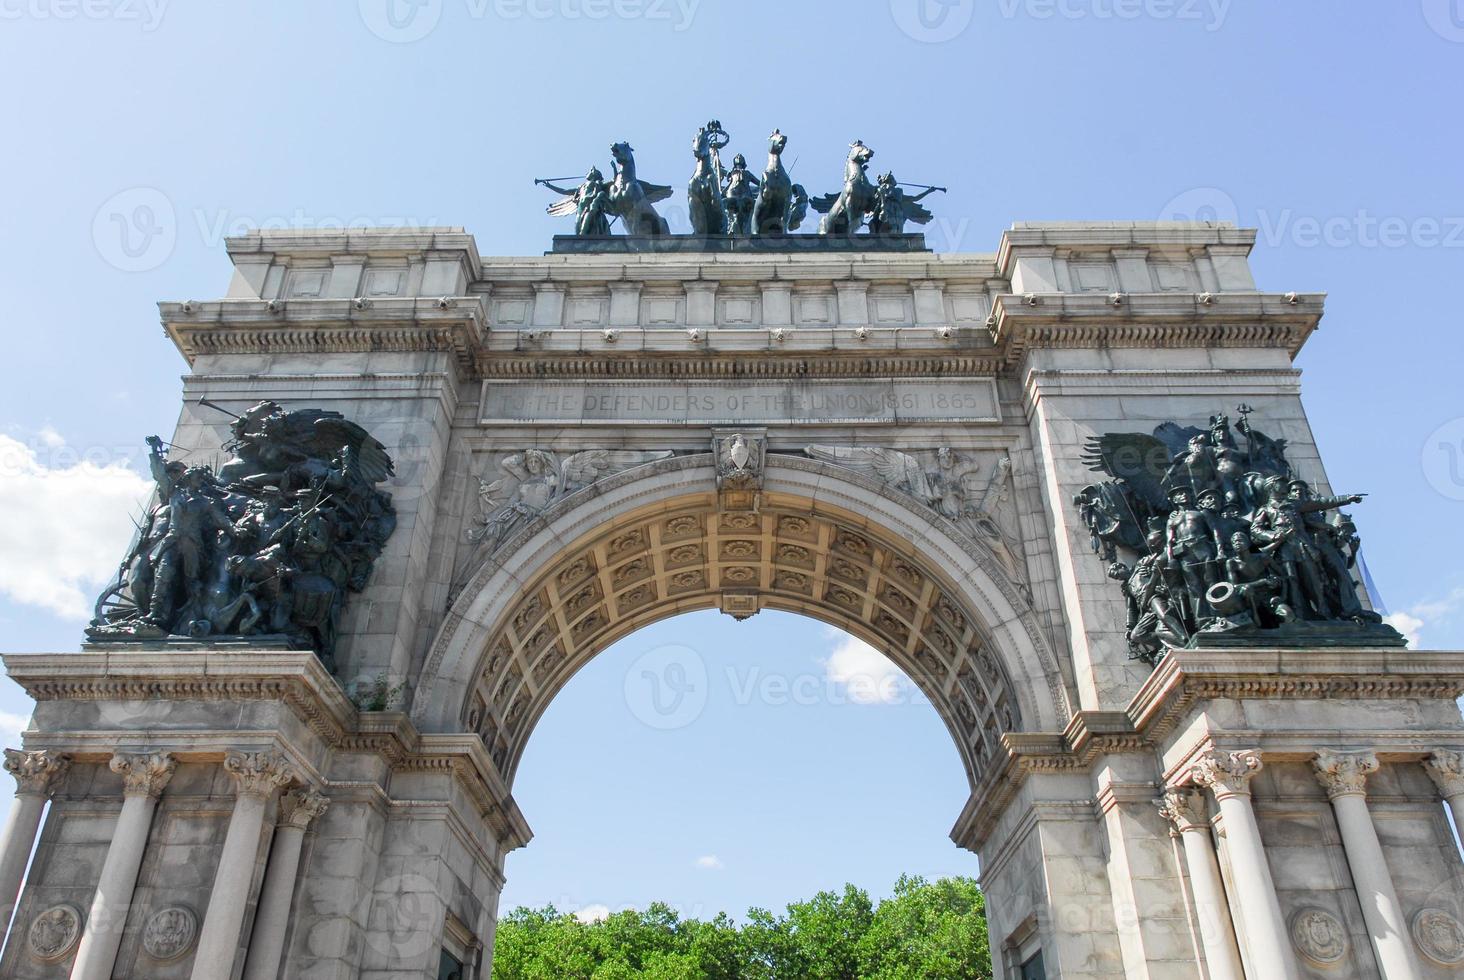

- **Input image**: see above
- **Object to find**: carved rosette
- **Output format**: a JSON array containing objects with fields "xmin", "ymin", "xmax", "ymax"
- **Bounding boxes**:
[
  {"xmin": 280, "ymin": 788, "xmax": 330, "ymax": 830},
  {"xmin": 1425, "ymin": 749, "xmax": 1464, "ymax": 800},
  {"xmin": 1155, "ymin": 788, "xmax": 1207, "ymax": 835},
  {"xmin": 3, "ymin": 749, "xmax": 69, "ymax": 798},
  {"xmin": 111, "ymin": 752, "xmax": 177, "ymax": 799},
  {"xmin": 1189, "ymin": 749, "xmax": 1263, "ymax": 800},
  {"xmin": 1312, "ymin": 750, "xmax": 1378, "ymax": 800},
  {"xmin": 223, "ymin": 751, "xmax": 298, "ymax": 800}
]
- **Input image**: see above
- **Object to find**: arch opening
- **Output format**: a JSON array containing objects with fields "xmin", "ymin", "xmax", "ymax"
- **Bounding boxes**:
[
  {"xmin": 495, "ymin": 608, "xmax": 983, "ymax": 924},
  {"xmin": 416, "ymin": 457, "xmax": 1072, "ymax": 795}
]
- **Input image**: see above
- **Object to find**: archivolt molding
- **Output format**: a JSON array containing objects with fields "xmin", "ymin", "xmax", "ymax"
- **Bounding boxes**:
[{"xmin": 414, "ymin": 455, "xmax": 1071, "ymax": 793}]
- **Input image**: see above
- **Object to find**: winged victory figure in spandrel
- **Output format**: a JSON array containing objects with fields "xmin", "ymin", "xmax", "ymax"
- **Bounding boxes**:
[
  {"xmin": 803, "ymin": 446, "xmax": 937, "ymax": 506},
  {"xmin": 469, "ymin": 449, "xmax": 674, "ymax": 554}
]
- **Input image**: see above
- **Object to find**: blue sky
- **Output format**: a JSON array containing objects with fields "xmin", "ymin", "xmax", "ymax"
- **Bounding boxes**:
[{"xmin": 1, "ymin": 0, "xmax": 1462, "ymax": 921}]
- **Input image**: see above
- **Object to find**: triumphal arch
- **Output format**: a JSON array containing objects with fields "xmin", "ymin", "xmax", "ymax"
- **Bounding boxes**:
[{"xmin": 4, "ymin": 135, "xmax": 1464, "ymax": 978}]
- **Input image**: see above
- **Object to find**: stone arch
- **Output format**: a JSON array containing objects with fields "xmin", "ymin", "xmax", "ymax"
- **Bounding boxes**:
[{"xmin": 413, "ymin": 455, "xmax": 1072, "ymax": 790}]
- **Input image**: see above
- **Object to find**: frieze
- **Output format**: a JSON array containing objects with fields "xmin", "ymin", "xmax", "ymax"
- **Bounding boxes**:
[{"xmin": 479, "ymin": 378, "xmax": 999, "ymax": 426}]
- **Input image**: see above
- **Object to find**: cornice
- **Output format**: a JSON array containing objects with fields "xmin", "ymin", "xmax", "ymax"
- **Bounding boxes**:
[
  {"xmin": 1129, "ymin": 648, "xmax": 1464, "ymax": 744},
  {"xmin": 990, "ymin": 291, "xmax": 1323, "ymax": 366},
  {"xmin": 160, "ymin": 297, "xmax": 487, "ymax": 374},
  {"xmin": 473, "ymin": 350, "xmax": 1007, "ymax": 380},
  {"xmin": 1, "ymin": 651, "xmax": 531, "ymax": 851},
  {"xmin": 952, "ymin": 648, "xmax": 1464, "ymax": 851},
  {"xmin": 226, "ymin": 228, "xmax": 478, "ymax": 257}
]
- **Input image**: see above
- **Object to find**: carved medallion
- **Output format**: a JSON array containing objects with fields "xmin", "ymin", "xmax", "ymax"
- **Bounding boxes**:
[
  {"xmin": 1290, "ymin": 907, "xmax": 1348, "ymax": 965},
  {"xmin": 142, "ymin": 905, "xmax": 198, "ymax": 961},
  {"xmin": 664, "ymin": 515, "xmax": 700, "ymax": 538},
  {"xmin": 1412, "ymin": 908, "xmax": 1464, "ymax": 965},
  {"xmin": 27, "ymin": 904, "xmax": 81, "ymax": 962}
]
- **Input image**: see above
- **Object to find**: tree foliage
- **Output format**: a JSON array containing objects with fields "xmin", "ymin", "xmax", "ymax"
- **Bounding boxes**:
[{"xmin": 491, "ymin": 875, "xmax": 991, "ymax": 979}]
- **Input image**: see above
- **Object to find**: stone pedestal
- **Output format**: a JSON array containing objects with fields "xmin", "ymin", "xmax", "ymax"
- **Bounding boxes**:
[{"xmin": 0, "ymin": 651, "xmax": 528, "ymax": 980}]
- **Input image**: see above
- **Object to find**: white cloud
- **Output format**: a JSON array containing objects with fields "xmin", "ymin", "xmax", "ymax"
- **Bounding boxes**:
[
  {"xmin": 694, "ymin": 855, "xmax": 724, "ymax": 871},
  {"xmin": 821, "ymin": 629, "xmax": 907, "ymax": 705},
  {"xmin": 0, "ymin": 712, "xmax": 31, "ymax": 748},
  {"xmin": 0, "ymin": 434, "xmax": 152, "ymax": 620},
  {"xmin": 1386, "ymin": 612, "xmax": 1424, "ymax": 648},
  {"xmin": 36, "ymin": 427, "xmax": 64, "ymax": 450},
  {"xmin": 1386, "ymin": 587, "xmax": 1464, "ymax": 649},
  {"xmin": 573, "ymin": 904, "xmax": 611, "ymax": 924}
]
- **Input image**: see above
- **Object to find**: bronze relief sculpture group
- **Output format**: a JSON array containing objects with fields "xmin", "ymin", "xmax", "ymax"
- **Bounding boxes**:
[
  {"xmin": 1075, "ymin": 407, "xmax": 1398, "ymax": 662},
  {"xmin": 88, "ymin": 402, "xmax": 397, "ymax": 671},
  {"xmin": 536, "ymin": 122, "xmax": 945, "ymax": 238}
]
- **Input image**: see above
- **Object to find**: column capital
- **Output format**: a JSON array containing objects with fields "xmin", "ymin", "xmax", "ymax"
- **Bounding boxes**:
[
  {"xmin": 1312, "ymin": 749, "xmax": 1379, "ymax": 800},
  {"xmin": 279, "ymin": 789, "xmax": 329, "ymax": 830},
  {"xmin": 4, "ymin": 749, "xmax": 69, "ymax": 798},
  {"xmin": 223, "ymin": 751, "xmax": 298, "ymax": 800},
  {"xmin": 111, "ymin": 752, "xmax": 176, "ymax": 798},
  {"xmin": 1156, "ymin": 787, "xmax": 1208, "ymax": 835},
  {"xmin": 1190, "ymin": 749, "xmax": 1263, "ymax": 800},
  {"xmin": 1425, "ymin": 749, "xmax": 1464, "ymax": 799}
]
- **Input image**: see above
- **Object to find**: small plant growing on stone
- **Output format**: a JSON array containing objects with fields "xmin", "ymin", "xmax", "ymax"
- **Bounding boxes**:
[{"xmin": 353, "ymin": 673, "xmax": 406, "ymax": 712}]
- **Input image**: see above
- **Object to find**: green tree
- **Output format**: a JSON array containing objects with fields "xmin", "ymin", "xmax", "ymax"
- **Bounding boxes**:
[
  {"xmin": 856, "ymin": 875, "xmax": 991, "ymax": 979},
  {"xmin": 491, "ymin": 875, "xmax": 990, "ymax": 979}
]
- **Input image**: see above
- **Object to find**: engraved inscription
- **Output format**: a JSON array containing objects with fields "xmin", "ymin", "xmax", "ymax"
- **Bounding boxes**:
[{"xmin": 480, "ymin": 379, "xmax": 999, "ymax": 425}]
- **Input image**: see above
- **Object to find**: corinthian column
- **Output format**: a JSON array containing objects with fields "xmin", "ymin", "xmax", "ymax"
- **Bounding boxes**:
[
  {"xmin": 241, "ymin": 789, "xmax": 329, "ymax": 980},
  {"xmin": 71, "ymin": 752, "xmax": 176, "ymax": 980},
  {"xmin": 1424, "ymin": 750, "xmax": 1464, "ymax": 849},
  {"xmin": 1157, "ymin": 788, "xmax": 1245, "ymax": 980},
  {"xmin": 0, "ymin": 749, "xmax": 68, "ymax": 930},
  {"xmin": 189, "ymin": 751, "xmax": 298, "ymax": 980},
  {"xmin": 1313, "ymin": 751, "xmax": 1421, "ymax": 978},
  {"xmin": 1191, "ymin": 749, "xmax": 1299, "ymax": 980}
]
